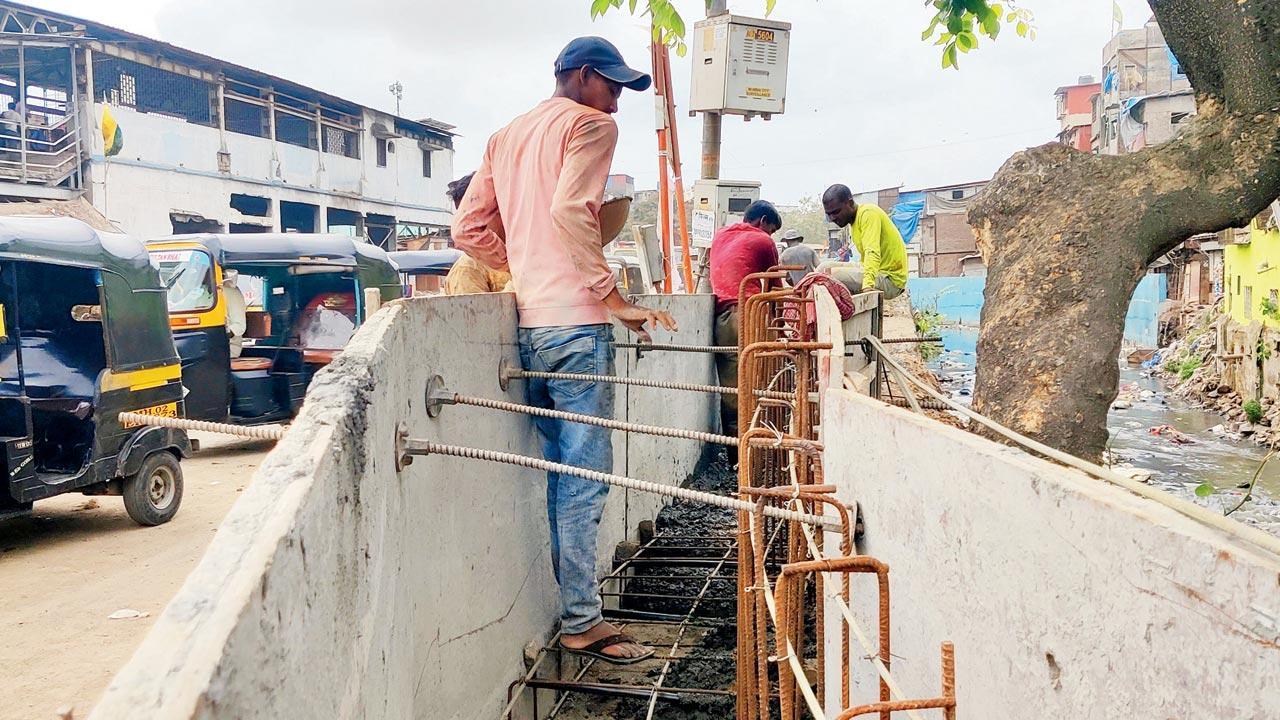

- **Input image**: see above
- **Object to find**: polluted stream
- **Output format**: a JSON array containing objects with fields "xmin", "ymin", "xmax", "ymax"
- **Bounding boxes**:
[{"xmin": 931, "ymin": 327, "xmax": 1280, "ymax": 537}]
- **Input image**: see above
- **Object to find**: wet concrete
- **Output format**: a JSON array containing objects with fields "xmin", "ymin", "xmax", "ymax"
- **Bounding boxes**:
[{"xmin": 931, "ymin": 327, "xmax": 1280, "ymax": 537}]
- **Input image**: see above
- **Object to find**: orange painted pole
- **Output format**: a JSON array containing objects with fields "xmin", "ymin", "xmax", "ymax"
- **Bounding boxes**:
[
  {"xmin": 660, "ymin": 45, "xmax": 696, "ymax": 293},
  {"xmin": 652, "ymin": 37, "xmax": 673, "ymax": 293}
]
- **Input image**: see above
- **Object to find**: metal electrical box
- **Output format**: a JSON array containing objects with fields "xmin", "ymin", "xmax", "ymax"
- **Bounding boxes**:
[
  {"xmin": 690, "ymin": 14, "xmax": 791, "ymax": 117},
  {"xmin": 689, "ymin": 179, "xmax": 762, "ymax": 248}
]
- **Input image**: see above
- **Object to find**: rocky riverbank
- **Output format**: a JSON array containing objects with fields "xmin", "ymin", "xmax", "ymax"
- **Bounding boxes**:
[{"xmin": 1154, "ymin": 304, "xmax": 1280, "ymax": 449}]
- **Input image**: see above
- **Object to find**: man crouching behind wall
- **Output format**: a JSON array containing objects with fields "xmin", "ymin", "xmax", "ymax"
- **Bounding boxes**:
[{"xmin": 451, "ymin": 36, "xmax": 677, "ymax": 665}]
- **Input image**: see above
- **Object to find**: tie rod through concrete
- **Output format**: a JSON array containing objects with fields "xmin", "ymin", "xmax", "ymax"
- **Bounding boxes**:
[
  {"xmin": 395, "ymin": 430, "xmax": 841, "ymax": 531},
  {"xmin": 425, "ymin": 376, "xmax": 825, "ymax": 455},
  {"xmin": 497, "ymin": 358, "xmax": 812, "ymax": 401}
]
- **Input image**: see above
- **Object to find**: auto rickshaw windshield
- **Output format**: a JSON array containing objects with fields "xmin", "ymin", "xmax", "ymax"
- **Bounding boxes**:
[{"xmin": 150, "ymin": 248, "xmax": 216, "ymax": 313}]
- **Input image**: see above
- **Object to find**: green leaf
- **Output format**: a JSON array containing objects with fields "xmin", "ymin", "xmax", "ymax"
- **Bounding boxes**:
[
  {"xmin": 956, "ymin": 31, "xmax": 977, "ymax": 52},
  {"xmin": 590, "ymin": 0, "xmax": 611, "ymax": 19},
  {"xmin": 1016, "ymin": 21, "xmax": 1028, "ymax": 37},
  {"xmin": 628, "ymin": 0, "xmax": 637, "ymax": 13},
  {"xmin": 922, "ymin": 16, "xmax": 942, "ymax": 40},
  {"xmin": 669, "ymin": 8, "xmax": 685, "ymax": 36},
  {"xmin": 942, "ymin": 43, "xmax": 958, "ymax": 69},
  {"xmin": 947, "ymin": 16, "xmax": 964, "ymax": 34},
  {"xmin": 675, "ymin": 40, "xmax": 687, "ymax": 57},
  {"xmin": 1195, "ymin": 482, "xmax": 1216, "ymax": 498}
]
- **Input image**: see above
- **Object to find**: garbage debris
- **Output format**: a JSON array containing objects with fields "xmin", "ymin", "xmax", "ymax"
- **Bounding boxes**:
[
  {"xmin": 107, "ymin": 609, "xmax": 149, "ymax": 620},
  {"xmin": 1148, "ymin": 425, "xmax": 1196, "ymax": 445}
]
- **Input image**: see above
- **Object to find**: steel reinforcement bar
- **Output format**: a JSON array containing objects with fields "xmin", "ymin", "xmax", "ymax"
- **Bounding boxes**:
[
  {"xmin": 503, "ymin": 367, "xmax": 797, "ymax": 401},
  {"xmin": 399, "ymin": 438, "xmax": 842, "ymax": 530}
]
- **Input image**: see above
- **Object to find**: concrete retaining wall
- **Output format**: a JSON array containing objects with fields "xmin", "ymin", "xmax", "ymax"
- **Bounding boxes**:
[
  {"xmin": 821, "ymin": 389, "xmax": 1280, "ymax": 718},
  {"xmin": 90, "ymin": 293, "xmax": 716, "ymax": 720}
]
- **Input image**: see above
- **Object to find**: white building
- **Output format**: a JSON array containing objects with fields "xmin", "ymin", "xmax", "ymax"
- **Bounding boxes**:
[{"xmin": 0, "ymin": 2, "xmax": 455, "ymax": 247}]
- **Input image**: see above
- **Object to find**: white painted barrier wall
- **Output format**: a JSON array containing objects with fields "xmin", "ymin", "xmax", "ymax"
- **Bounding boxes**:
[
  {"xmin": 89, "ymin": 293, "xmax": 717, "ymax": 720},
  {"xmin": 822, "ymin": 389, "xmax": 1280, "ymax": 719}
]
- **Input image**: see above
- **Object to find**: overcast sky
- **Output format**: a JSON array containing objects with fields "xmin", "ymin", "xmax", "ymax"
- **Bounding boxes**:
[{"xmin": 29, "ymin": 0, "xmax": 1158, "ymax": 204}]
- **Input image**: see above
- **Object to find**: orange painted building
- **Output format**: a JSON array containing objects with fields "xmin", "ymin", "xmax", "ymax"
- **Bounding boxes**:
[{"xmin": 1055, "ymin": 77, "xmax": 1102, "ymax": 152}]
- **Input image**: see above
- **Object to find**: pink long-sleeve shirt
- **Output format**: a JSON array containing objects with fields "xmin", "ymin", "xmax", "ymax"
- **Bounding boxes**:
[{"xmin": 451, "ymin": 97, "xmax": 618, "ymax": 328}]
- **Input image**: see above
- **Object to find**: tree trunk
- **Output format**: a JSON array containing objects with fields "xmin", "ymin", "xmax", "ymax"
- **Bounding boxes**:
[{"xmin": 968, "ymin": 0, "xmax": 1280, "ymax": 462}]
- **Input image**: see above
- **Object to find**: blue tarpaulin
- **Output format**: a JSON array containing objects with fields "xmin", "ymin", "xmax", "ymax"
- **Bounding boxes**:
[
  {"xmin": 890, "ymin": 191, "xmax": 926, "ymax": 243},
  {"xmin": 1102, "ymin": 68, "xmax": 1117, "ymax": 93},
  {"xmin": 1167, "ymin": 47, "xmax": 1184, "ymax": 78}
]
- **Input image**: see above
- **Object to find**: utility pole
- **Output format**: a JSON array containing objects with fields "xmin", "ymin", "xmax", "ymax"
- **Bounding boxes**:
[
  {"xmin": 388, "ymin": 81, "xmax": 404, "ymax": 116},
  {"xmin": 701, "ymin": 0, "xmax": 728, "ymax": 181},
  {"xmin": 692, "ymin": 0, "xmax": 729, "ymax": 293}
]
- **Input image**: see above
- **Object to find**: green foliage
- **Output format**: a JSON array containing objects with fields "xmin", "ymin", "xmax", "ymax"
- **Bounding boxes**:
[
  {"xmin": 589, "ymin": 0, "xmax": 1034, "ymax": 66},
  {"xmin": 780, "ymin": 197, "xmax": 835, "ymax": 249},
  {"xmin": 1244, "ymin": 399, "xmax": 1264, "ymax": 424},
  {"xmin": 1177, "ymin": 356, "xmax": 1201, "ymax": 381},
  {"xmin": 915, "ymin": 308, "xmax": 943, "ymax": 336},
  {"xmin": 1261, "ymin": 296, "xmax": 1280, "ymax": 321},
  {"xmin": 1194, "ymin": 482, "xmax": 1216, "ymax": 498}
]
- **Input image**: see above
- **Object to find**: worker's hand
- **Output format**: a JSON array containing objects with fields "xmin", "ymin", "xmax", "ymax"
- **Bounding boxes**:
[{"xmin": 604, "ymin": 291, "xmax": 678, "ymax": 343}]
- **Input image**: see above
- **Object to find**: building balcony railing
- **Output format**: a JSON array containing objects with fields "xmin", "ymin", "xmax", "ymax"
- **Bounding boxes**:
[{"xmin": 0, "ymin": 113, "xmax": 83, "ymax": 189}]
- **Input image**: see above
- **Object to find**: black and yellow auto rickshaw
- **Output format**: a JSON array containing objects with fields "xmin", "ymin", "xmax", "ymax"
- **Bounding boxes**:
[
  {"xmin": 147, "ymin": 234, "xmax": 401, "ymax": 426},
  {"xmin": 0, "ymin": 217, "xmax": 189, "ymax": 526}
]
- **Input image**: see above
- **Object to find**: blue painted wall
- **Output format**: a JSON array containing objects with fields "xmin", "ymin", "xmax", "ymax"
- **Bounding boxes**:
[
  {"xmin": 908, "ymin": 273, "xmax": 1167, "ymax": 347},
  {"xmin": 1124, "ymin": 273, "xmax": 1167, "ymax": 347},
  {"xmin": 908, "ymin": 277, "xmax": 985, "ymax": 326}
]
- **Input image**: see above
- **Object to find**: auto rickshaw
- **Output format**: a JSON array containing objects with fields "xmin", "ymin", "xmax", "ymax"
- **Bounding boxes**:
[
  {"xmin": 388, "ymin": 248, "xmax": 460, "ymax": 296},
  {"xmin": 147, "ymin": 234, "xmax": 402, "ymax": 426},
  {"xmin": 0, "ymin": 217, "xmax": 189, "ymax": 525}
]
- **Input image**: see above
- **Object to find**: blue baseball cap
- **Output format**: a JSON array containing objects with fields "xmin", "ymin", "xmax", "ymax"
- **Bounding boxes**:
[{"xmin": 554, "ymin": 36, "xmax": 652, "ymax": 92}]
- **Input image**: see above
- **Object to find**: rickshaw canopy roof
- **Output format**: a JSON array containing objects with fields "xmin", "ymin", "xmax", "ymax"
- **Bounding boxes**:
[
  {"xmin": 0, "ymin": 216, "xmax": 160, "ymax": 289},
  {"xmin": 151, "ymin": 233, "xmax": 402, "ymax": 300},
  {"xmin": 388, "ymin": 249, "xmax": 461, "ymax": 276}
]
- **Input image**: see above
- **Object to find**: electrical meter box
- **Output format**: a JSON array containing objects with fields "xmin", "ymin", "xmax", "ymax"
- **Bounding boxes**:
[
  {"xmin": 690, "ymin": 179, "xmax": 762, "ymax": 248},
  {"xmin": 690, "ymin": 14, "xmax": 791, "ymax": 117}
]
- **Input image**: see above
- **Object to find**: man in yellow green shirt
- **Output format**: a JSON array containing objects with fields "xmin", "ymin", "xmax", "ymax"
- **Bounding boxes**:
[{"xmin": 821, "ymin": 184, "xmax": 908, "ymax": 299}]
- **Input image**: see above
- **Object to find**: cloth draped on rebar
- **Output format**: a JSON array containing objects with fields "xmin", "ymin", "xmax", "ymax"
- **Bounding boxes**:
[{"xmin": 783, "ymin": 274, "xmax": 855, "ymax": 337}]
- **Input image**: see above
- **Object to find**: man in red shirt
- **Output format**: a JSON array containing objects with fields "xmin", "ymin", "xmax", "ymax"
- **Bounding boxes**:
[{"xmin": 709, "ymin": 200, "xmax": 782, "ymax": 441}]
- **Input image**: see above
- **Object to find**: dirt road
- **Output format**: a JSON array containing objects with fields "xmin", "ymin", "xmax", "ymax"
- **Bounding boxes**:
[{"xmin": 0, "ymin": 432, "xmax": 273, "ymax": 720}]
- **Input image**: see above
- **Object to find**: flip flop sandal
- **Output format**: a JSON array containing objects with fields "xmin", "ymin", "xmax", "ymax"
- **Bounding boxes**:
[{"xmin": 559, "ymin": 633, "xmax": 655, "ymax": 666}]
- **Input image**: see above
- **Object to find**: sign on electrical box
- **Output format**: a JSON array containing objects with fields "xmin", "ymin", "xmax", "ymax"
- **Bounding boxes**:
[
  {"xmin": 690, "ymin": 14, "xmax": 791, "ymax": 117},
  {"xmin": 690, "ymin": 179, "xmax": 762, "ymax": 248}
]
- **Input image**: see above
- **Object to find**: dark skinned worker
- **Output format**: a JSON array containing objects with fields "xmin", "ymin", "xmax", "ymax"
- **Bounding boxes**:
[
  {"xmin": 708, "ymin": 200, "xmax": 783, "ymax": 444},
  {"xmin": 821, "ymin": 184, "xmax": 908, "ymax": 300},
  {"xmin": 452, "ymin": 36, "xmax": 677, "ymax": 666}
]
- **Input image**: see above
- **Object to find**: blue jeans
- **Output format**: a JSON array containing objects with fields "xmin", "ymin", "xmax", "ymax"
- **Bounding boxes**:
[{"xmin": 517, "ymin": 324, "xmax": 615, "ymax": 635}]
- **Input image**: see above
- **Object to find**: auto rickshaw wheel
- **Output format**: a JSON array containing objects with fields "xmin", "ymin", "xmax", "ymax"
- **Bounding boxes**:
[{"xmin": 123, "ymin": 452, "xmax": 184, "ymax": 526}]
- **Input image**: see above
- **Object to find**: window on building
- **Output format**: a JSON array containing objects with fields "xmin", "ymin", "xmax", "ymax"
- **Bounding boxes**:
[
  {"xmin": 322, "ymin": 125, "xmax": 359, "ymax": 159},
  {"xmin": 950, "ymin": 189, "xmax": 964, "ymax": 200},
  {"xmin": 376, "ymin": 138, "xmax": 388, "ymax": 167},
  {"xmin": 93, "ymin": 56, "xmax": 216, "ymax": 127},
  {"xmin": 225, "ymin": 98, "xmax": 268, "ymax": 138},
  {"xmin": 422, "ymin": 149, "xmax": 432, "ymax": 177},
  {"xmin": 230, "ymin": 194, "xmax": 271, "ymax": 217},
  {"xmin": 1237, "ymin": 275, "xmax": 1242, "ymax": 295},
  {"xmin": 275, "ymin": 111, "xmax": 316, "ymax": 150},
  {"xmin": 1245, "ymin": 286, "xmax": 1254, "ymax": 320}
]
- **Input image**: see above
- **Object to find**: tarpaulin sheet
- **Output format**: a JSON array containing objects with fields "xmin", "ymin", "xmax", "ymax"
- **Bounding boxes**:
[{"xmin": 890, "ymin": 192, "xmax": 925, "ymax": 243}]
